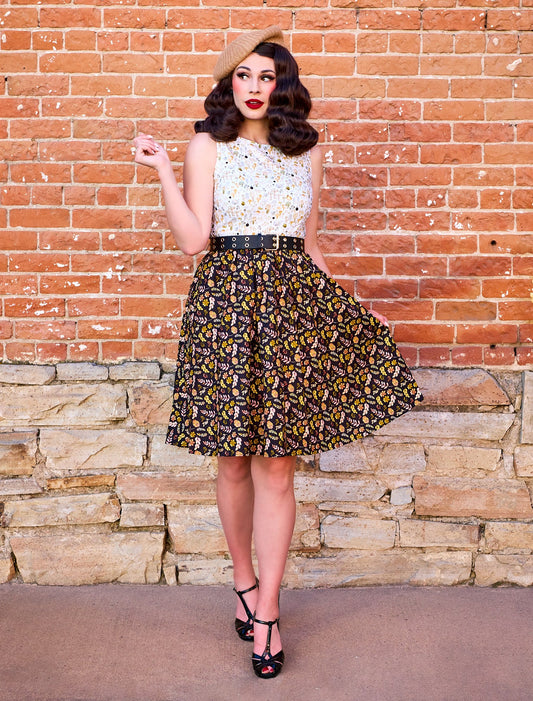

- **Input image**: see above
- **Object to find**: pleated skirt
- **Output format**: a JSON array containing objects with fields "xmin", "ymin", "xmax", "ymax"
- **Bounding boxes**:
[{"xmin": 166, "ymin": 246, "xmax": 423, "ymax": 456}]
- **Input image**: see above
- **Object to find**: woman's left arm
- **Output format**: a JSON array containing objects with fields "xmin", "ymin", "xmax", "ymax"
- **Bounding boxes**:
[{"xmin": 304, "ymin": 145, "xmax": 331, "ymax": 276}]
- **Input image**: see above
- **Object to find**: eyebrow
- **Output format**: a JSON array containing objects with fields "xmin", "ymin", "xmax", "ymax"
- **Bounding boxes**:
[{"xmin": 236, "ymin": 65, "xmax": 276, "ymax": 74}]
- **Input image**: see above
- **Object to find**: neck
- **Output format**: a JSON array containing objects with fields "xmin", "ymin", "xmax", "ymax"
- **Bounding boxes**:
[{"xmin": 238, "ymin": 119, "xmax": 269, "ymax": 144}]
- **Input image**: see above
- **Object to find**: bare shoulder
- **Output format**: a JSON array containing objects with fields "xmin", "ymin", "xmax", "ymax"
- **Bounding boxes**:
[
  {"xmin": 309, "ymin": 144, "xmax": 323, "ymax": 167},
  {"xmin": 185, "ymin": 132, "xmax": 217, "ymax": 165}
]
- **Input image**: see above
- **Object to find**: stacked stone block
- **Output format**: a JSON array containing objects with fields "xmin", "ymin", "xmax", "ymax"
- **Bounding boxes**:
[{"xmin": 0, "ymin": 364, "xmax": 532, "ymax": 587}]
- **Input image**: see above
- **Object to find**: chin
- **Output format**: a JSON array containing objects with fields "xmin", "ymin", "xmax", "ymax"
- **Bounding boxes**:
[{"xmin": 242, "ymin": 109, "xmax": 268, "ymax": 120}]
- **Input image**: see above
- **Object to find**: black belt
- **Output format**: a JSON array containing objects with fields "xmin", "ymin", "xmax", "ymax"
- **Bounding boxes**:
[{"xmin": 210, "ymin": 235, "xmax": 304, "ymax": 252}]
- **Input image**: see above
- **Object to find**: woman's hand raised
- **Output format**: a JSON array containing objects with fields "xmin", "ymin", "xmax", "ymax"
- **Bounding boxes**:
[{"xmin": 133, "ymin": 132, "xmax": 171, "ymax": 171}]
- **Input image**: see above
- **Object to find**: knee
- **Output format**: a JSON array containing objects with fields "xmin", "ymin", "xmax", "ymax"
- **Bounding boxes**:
[
  {"xmin": 253, "ymin": 456, "xmax": 296, "ymax": 495},
  {"xmin": 217, "ymin": 456, "xmax": 252, "ymax": 484}
]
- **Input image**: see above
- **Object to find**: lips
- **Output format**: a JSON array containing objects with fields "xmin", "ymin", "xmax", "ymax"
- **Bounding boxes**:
[{"xmin": 245, "ymin": 100, "xmax": 264, "ymax": 110}]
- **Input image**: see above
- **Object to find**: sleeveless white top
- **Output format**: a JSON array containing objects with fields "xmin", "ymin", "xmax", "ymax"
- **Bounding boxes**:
[{"xmin": 211, "ymin": 137, "xmax": 313, "ymax": 239}]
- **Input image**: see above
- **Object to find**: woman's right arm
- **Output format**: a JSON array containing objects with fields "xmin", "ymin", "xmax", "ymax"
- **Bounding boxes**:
[{"xmin": 133, "ymin": 131, "xmax": 216, "ymax": 255}]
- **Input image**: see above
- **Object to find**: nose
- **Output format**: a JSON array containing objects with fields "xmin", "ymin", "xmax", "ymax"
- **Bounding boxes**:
[{"xmin": 248, "ymin": 76, "xmax": 261, "ymax": 93}]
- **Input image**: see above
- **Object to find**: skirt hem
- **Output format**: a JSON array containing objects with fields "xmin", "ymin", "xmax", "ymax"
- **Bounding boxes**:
[{"xmin": 165, "ymin": 394, "xmax": 423, "ymax": 458}]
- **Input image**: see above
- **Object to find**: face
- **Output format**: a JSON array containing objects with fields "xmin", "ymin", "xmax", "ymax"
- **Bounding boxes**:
[{"xmin": 231, "ymin": 52, "xmax": 276, "ymax": 120}]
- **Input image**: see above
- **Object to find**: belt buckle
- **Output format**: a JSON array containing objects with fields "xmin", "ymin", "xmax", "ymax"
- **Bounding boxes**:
[{"xmin": 272, "ymin": 234, "xmax": 280, "ymax": 250}]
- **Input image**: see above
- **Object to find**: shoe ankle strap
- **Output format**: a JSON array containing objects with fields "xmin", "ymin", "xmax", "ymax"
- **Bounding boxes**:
[
  {"xmin": 233, "ymin": 577, "xmax": 259, "ymax": 597},
  {"xmin": 253, "ymin": 617, "xmax": 279, "ymax": 627},
  {"xmin": 233, "ymin": 582, "xmax": 257, "ymax": 596}
]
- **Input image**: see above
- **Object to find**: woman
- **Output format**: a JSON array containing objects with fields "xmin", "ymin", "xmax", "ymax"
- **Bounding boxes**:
[{"xmin": 134, "ymin": 26, "xmax": 422, "ymax": 679}]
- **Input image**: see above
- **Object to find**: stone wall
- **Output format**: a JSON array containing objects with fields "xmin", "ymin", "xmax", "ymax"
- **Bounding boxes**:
[{"xmin": 1, "ymin": 362, "xmax": 532, "ymax": 587}]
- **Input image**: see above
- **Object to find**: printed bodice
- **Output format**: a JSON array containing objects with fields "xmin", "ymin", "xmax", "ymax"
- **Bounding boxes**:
[{"xmin": 211, "ymin": 137, "xmax": 313, "ymax": 239}]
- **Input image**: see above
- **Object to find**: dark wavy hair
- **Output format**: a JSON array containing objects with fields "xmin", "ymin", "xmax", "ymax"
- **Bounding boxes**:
[{"xmin": 195, "ymin": 42, "xmax": 318, "ymax": 156}]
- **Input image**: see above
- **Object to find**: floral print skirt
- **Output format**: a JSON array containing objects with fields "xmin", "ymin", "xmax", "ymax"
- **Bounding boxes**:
[{"xmin": 166, "ymin": 246, "xmax": 423, "ymax": 456}]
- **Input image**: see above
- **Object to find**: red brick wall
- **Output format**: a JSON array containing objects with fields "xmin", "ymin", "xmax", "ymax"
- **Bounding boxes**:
[{"xmin": 1, "ymin": 2, "xmax": 532, "ymax": 367}]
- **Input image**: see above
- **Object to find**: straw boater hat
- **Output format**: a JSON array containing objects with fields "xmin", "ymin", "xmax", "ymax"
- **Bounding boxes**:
[{"xmin": 213, "ymin": 26, "xmax": 285, "ymax": 82}]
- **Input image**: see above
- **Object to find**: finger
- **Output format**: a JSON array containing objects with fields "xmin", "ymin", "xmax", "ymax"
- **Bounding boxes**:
[
  {"xmin": 136, "ymin": 141, "xmax": 159, "ymax": 155},
  {"xmin": 134, "ymin": 134, "xmax": 157, "ymax": 146},
  {"xmin": 370, "ymin": 311, "xmax": 389, "ymax": 327},
  {"xmin": 135, "ymin": 146, "xmax": 155, "ymax": 160},
  {"xmin": 140, "ymin": 137, "xmax": 161, "ymax": 150},
  {"xmin": 134, "ymin": 135, "xmax": 155, "ymax": 144}
]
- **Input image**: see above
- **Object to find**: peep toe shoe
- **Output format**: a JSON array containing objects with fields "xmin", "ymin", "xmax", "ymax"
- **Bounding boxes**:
[
  {"xmin": 251, "ymin": 617, "xmax": 284, "ymax": 679},
  {"xmin": 233, "ymin": 580, "xmax": 258, "ymax": 641}
]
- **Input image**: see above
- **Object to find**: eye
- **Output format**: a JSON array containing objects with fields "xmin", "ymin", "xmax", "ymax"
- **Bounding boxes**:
[
  {"xmin": 236, "ymin": 72, "xmax": 249, "ymax": 80},
  {"xmin": 261, "ymin": 75, "xmax": 275, "ymax": 82}
]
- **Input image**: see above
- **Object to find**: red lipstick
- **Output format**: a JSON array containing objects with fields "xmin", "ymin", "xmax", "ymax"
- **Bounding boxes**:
[{"xmin": 245, "ymin": 100, "xmax": 264, "ymax": 110}]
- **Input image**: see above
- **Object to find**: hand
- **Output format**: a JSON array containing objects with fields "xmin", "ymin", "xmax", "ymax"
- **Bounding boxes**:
[
  {"xmin": 133, "ymin": 132, "xmax": 171, "ymax": 171},
  {"xmin": 369, "ymin": 310, "xmax": 389, "ymax": 327}
]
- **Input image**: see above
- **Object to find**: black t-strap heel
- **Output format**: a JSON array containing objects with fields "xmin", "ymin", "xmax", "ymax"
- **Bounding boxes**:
[
  {"xmin": 233, "ymin": 580, "xmax": 258, "ymax": 641},
  {"xmin": 252, "ymin": 617, "xmax": 284, "ymax": 679}
]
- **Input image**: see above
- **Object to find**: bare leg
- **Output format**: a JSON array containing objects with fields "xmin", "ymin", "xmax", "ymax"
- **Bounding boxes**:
[
  {"xmin": 216, "ymin": 456, "xmax": 257, "ymax": 623},
  {"xmin": 251, "ymin": 455, "xmax": 297, "ymax": 660}
]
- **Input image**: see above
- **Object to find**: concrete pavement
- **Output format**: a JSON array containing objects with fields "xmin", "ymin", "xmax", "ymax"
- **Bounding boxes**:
[{"xmin": 1, "ymin": 583, "xmax": 532, "ymax": 701}]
